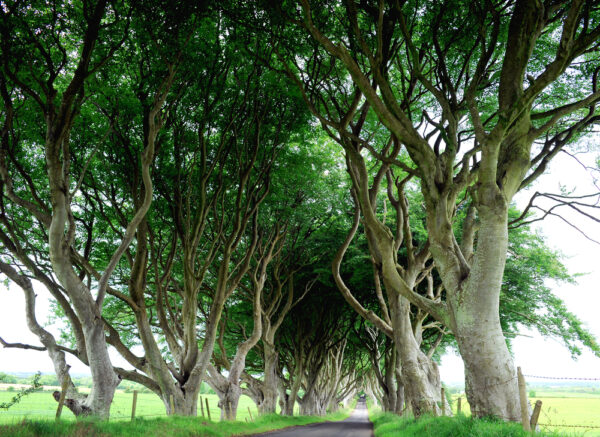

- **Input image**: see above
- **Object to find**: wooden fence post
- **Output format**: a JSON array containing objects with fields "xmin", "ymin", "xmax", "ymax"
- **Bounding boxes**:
[
  {"xmin": 530, "ymin": 400, "xmax": 542, "ymax": 430},
  {"xmin": 248, "ymin": 406, "xmax": 253, "ymax": 421},
  {"xmin": 441, "ymin": 388, "xmax": 446, "ymax": 416},
  {"xmin": 517, "ymin": 367, "xmax": 531, "ymax": 431},
  {"xmin": 131, "ymin": 390, "xmax": 138, "ymax": 421},
  {"xmin": 200, "ymin": 395, "xmax": 205, "ymax": 417},
  {"xmin": 457, "ymin": 397, "xmax": 462, "ymax": 414},
  {"xmin": 205, "ymin": 397, "xmax": 211, "ymax": 421},
  {"xmin": 55, "ymin": 378, "xmax": 69, "ymax": 421},
  {"xmin": 170, "ymin": 394, "xmax": 175, "ymax": 415}
]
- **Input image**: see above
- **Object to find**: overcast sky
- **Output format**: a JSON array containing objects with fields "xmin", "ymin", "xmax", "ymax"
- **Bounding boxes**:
[
  {"xmin": 441, "ymin": 150, "xmax": 600, "ymax": 384},
  {"xmin": 0, "ymin": 150, "xmax": 599, "ymax": 386}
]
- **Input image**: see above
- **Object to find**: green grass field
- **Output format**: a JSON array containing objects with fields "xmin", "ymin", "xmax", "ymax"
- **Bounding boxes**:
[
  {"xmin": 450, "ymin": 390, "xmax": 600, "ymax": 437},
  {"xmin": 0, "ymin": 411, "xmax": 352, "ymax": 437},
  {"xmin": 531, "ymin": 396, "xmax": 600, "ymax": 436},
  {"xmin": 0, "ymin": 388, "xmax": 347, "ymax": 436},
  {"xmin": 370, "ymin": 412, "xmax": 568, "ymax": 437},
  {"xmin": 0, "ymin": 390, "xmax": 259, "ymax": 423}
]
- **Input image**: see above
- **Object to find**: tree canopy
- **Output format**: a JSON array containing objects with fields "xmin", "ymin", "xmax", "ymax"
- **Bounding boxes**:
[{"xmin": 0, "ymin": 0, "xmax": 599, "ymax": 422}]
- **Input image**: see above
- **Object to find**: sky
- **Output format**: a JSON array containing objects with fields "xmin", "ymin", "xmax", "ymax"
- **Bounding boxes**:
[
  {"xmin": 0, "ymin": 150, "xmax": 599, "ymax": 386},
  {"xmin": 440, "ymin": 150, "xmax": 600, "ymax": 384}
]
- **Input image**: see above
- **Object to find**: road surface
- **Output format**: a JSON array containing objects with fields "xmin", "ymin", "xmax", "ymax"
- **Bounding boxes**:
[{"xmin": 250, "ymin": 401, "xmax": 373, "ymax": 437}]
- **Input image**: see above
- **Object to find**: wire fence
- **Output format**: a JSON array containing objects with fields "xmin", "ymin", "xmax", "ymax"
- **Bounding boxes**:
[
  {"xmin": 524, "ymin": 374, "xmax": 600, "ymax": 381},
  {"xmin": 539, "ymin": 423, "xmax": 600, "ymax": 429},
  {"xmin": 522, "ymin": 373, "xmax": 600, "ymax": 432},
  {"xmin": 2, "ymin": 370, "xmax": 599, "ymax": 430},
  {"xmin": 534, "ymin": 400, "xmax": 600, "ymax": 432},
  {"xmin": 0, "ymin": 390, "xmax": 257, "ymax": 423},
  {"xmin": 452, "ymin": 370, "xmax": 600, "ymax": 433}
]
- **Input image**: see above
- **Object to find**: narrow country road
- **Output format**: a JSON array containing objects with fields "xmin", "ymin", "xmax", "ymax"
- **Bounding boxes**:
[{"xmin": 250, "ymin": 400, "xmax": 373, "ymax": 437}]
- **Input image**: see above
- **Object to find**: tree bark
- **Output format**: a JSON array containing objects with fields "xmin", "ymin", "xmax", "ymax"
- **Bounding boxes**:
[
  {"xmin": 260, "ymin": 345, "xmax": 280, "ymax": 414},
  {"xmin": 388, "ymin": 294, "xmax": 444, "ymax": 416},
  {"xmin": 448, "ymin": 208, "xmax": 520, "ymax": 420},
  {"xmin": 47, "ymin": 159, "xmax": 121, "ymax": 419},
  {"xmin": 333, "ymin": 151, "xmax": 446, "ymax": 417},
  {"xmin": 284, "ymin": 352, "xmax": 304, "ymax": 415}
]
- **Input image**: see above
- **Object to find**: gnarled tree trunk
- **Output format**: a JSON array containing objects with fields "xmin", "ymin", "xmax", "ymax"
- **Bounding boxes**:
[
  {"xmin": 445, "ymin": 208, "xmax": 520, "ymax": 419},
  {"xmin": 0, "ymin": 262, "xmax": 90, "ymax": 416},
  {"xmin": 259, "ymin": 345, "xmax": 280, "ymax": 414},
  {"xmin": 389, "ymin": 294, "xmax": 444, "ymax": 416}
]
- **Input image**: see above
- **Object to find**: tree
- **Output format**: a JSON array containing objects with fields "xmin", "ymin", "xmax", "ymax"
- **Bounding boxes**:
[
  {"xmin": 206, "ymin": 138, "xmax": 346, "ymax": 419},
  {"xmin": 1, "ymin": 0, "xmax": 598, "ymax": 423},
  {"xmin": 0, "ymin": 0, "xmax": 198, "ymax": 417},
  {"xmin": 501, "ymin": 209, "xmax": 600, "ymax": 357},
  {"xmin": 272, "ymin": 0, "xmax": 600, "ymax": 420},
  {"xmin": 277, "ymin": 278, "xmax": 360, "ymax": 416},
  {"xmin": 0, "ymin": 0, "xmax": 134, "ymax": 417},
  {"xmin": 0, "ymin": 373, "xmax": 16, "ymax": 384}
]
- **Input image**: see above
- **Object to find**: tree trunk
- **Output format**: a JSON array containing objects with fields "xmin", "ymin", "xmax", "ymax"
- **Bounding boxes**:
[
  {"xmin": 394, "ymin": 380, "xmax": 405, "ymax": 415},
  {"xmin": 218, "ymin": 383, "xmax": 242, "ymax": 420},
  {"xmin": 337, "ymin": 150, "xmax": 445, "ymax": 417},
  {"xmin": 260, "ymin": 346, "xmax": 279, "ymax": 414},
  {"xmin": 300, "ymin": 391, "xmax": 319, "ymax": 416},
  {"xmin": 158, "ymin": 389, "xmax": 198, "ymax": 416},
  {"xmin": 388, "ymin": 293, "xmax": 443, "ymax": 417},
  {"xmin": 283, "ymin": 356, "xmax": 304, "ymax": 416},
  {"xmin": 181, "ymin": 291, "xmax": 227, "ymax": 415},
  {"xmin": 340, "ymin": 391, "xmax": 355, "ymax": 409},
  {"xmin": 278, "ymin": 384, "xmax": 292, "ymax": 416},
  {"xmin": 382, "ymin": 349, "xmax": 397, "ymax": 412},
  {"xmin": 448, "ymin": 208, "xmax": 521, "ymax": 420},
  {"xmin": 393, "ymin": 352, "xmax": 405, "ymax": 415},
  {"xmin": 0, "ymin": 262, "xmax": 90, "ymax": 415},
  {"xmin": 47, "ymin": 160, "xmax": 121, "ymax": 419},
  {"xmin": 82, "ymin": 320, "xmax": 121, "ymax": 418},
  {"xmin": 217, "ymin": 359, "xmax": 248, "ymax": 420}
]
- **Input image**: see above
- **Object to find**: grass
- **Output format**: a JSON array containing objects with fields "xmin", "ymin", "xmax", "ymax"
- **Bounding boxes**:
[
  {"xmin": 370, "ymin": 412, "xmax": 571, "ymax": 437},
  {"xmin": 0, "ymin": 410, "xmax": 351, "ymax": 437},
  {"xmin": 0, "ymin": 389, "xmax": 351, "ymax": 436},
  {"xmin": 449, "ymin": 391, "xmax": 600, "ymax": 436},
  {"xmin": 529, "ymin": 396, "xmax": 600, "ymax": 437},
  {"xmin": 0, "ymin": 391, "xmax": 259, "ymax": 422}
]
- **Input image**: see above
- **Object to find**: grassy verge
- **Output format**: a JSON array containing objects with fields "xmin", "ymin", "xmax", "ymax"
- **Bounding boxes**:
[
  {"xmin": 0, "ymin": 409, "xmax": 351, "ymax": 437},
  {"xmin": 0, "ymin": 392, "xmax": 263, "ymax": 423},
  {"xmin": 370, "ymin": 412, "xmax": 577, "ymax": 437},
  {"xmin": 446, "ymin": 393, "xmax": 600, "ymax": 436}
]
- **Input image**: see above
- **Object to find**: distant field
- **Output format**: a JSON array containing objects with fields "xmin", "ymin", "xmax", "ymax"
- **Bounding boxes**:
[
  {"xmin": 534, "ymin": 389, "xmax": 600, "ymax": 398},
  {"xmin": 0, "ymin": 390, "xmax": 259, "ymax": 423},
  {"xmin": 450, "ymin": 391, "xmax": 600, "ymax": 437},
  {"xmin": 532, "ymin": 396, "xmax": 600, "ymax": 437}
]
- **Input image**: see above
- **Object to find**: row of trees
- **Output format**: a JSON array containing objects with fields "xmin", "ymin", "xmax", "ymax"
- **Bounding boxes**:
[{"xmin": 0, "ymin": 0, "xmax": 599, "ymax": 423}]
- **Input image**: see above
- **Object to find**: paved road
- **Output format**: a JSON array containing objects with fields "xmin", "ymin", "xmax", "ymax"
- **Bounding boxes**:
[{"xmin": 250, "ymin": 401, "xmax": 373, "ymax": 437}]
